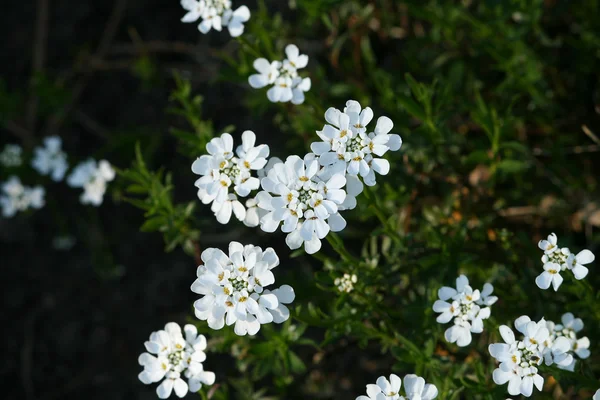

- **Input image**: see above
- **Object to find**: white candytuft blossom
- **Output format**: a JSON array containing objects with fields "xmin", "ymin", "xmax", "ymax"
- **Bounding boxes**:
[
  {"xmin": 255, "ymin": 154, "xmax": 347, "ymax": 254},
  {"xmin": 180, "ymin": 0, "xmax": 250, "ymax": 37},
  {"xmin": 594, "ymin": 389, "xmax": 600, "ymax": 400},
  {"xmin": 0, "ymin": 176, "xmax": 45, "ymax": 217},
  {"xmin": 192, "ymin": 131, "xmax": 269, "ymax": 225},
  {"xmin": 191, "ymin": 242, "xmax": 295, "ymax": 336},
  {"xmin": 248, "ymin": 44, "xmax": 311, "ymax": 105},
  {"xmin": 138, "ymin": 322, "xmax": 215, "ymax": 399},
  {"xmin": 544, "ymin": 312, "xmax": 590, "ymax": 371},
  {"xmin": 356, "ymin": 373, "xmax": 438, "ymax": 400},
  {"xmin": 67, "ymin": 159, "xmax": 115, "ymax": 206},
  {"xmin": 310, "ymin": 100, "xmax": 402, "ymax": 209},
  {"xmin": 0, "ymin": 144, "xmax": 22, "ymax": 167},
  {"xmin": 432, "ymin": 275, "xmax": 497, "ymax": 347},
  {"xmin": 488, "ymin": 315, "xmax": 574, "ymax": 397},
  {"xmin": 334, "ymin": 273, "xmax": 357, "ymax": 293},
  {"xmin": 535, "ymin": 232, "xmax": 595, "ymax": 291},
  {"xmin": 31, "ymin": 136, "xmax": 68, "ymax": 181}
]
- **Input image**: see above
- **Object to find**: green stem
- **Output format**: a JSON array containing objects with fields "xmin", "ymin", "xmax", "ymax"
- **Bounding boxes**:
[{"xmin": 235, "ymin": 36, "xmax": 263, "ymax": 59}]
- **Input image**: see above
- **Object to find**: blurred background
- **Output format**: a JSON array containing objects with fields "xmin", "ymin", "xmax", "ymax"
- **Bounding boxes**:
[{"xmin": 2, "ymin": 0, "xmax": 600, "ymax": 399}]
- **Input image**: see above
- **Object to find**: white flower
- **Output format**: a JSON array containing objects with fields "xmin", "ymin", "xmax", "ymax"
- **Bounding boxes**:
[
  {"xmin": 311, "ymin": 100, "xmax": 402, "ymax": 193},
  {"xmin": 67, "ymin": 159, "xmax": 115, "ymax": 206},
  {"xmin": 355, "ymin": 373, "xmax": 438, "ymax": 400},
  {"xmin": 594, "ymin": 389, "xmax": 599, "ymax": 400},
  {"xmin": 0, "ymin": 176, "xmax": 45, "ymax": 217},
  {"xmin": 334, "ymin": 273, "xmax": 357, "ymax": 293},
  {"xmin": 138, "ymin": 322, "xmax": 215, "ymax": 399},
  {"xmin": 489, "ymin": 315, "xmax": 574, "ymax": 397},
  {"xmin": 248, "ymin": 44, "xmax": 311, "ymax": 104},
  {"xmin": 256, "ymin": 154, "xmax": 347, "ymax": 254},
  {"xmin": 432, "ymin": 275, "xmax": 494, "ymax": 347},
  {"xmin": 31, "ymin": 136, "xmax": 68, "ymax": 181},
  {"xmin": 0, "ymin": 144, "xmax": 22, "ymax": 167},
  {"xmin": 192, "ymin": 131, "xmax": 268, "ymax": 224},
  {"xmin": 180, "ymin": 0, "xmax": 250, "ymax": 37},
  {"xmin": 544, "ymin": 313, "xmax": 590, "ymax": 371},
  {"xmin": 191, "ymin": 242, "xmax": 294, "ymax": 335},
  {"xmin": 536, "ymin": 233, "xmax": 595, "ymax": 289}
]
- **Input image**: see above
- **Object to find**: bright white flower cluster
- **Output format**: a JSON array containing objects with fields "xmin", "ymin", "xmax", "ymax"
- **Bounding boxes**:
[
  {"xmin": 334, "ymin": 273, "xmax": 357, "ymax": 293},
  {"xmin": 544, "ymin": 312, "xmax": 590, "ymax": 371},
  {"xmin": 433, "ymin": 275, "xmax": 497, "ymax": 347},
  {"xmin": 535, "ymin": 233, "xmax": 595, "ymax": 291},
  {"xmin": 180, "ymin": 0, "xmax": 250, "ymax": 37},
  {"xmin": 138, "ymin": 322, "xmax": 215, "ymax": 399},
  {"xmin": 191, "ymin": 242, "xmax": 295, "ymax": 336},
  {"xmin": 31, "ymin": 136, "xmax": 68, "ymax": 182},
  {"xmin": 0, "ymin": 144, "xmax": 22, "ymax": 167},
  {"xmin": 356, "ymin": 373, "xmax": 438, "ymax": 400},
  {"xmin": 0, "ymin": 176, "xmax": 45, "ymax": 217},
  {"xmin": 256, "ymin": 154, "xmax": 347, "ymax": 254},
  {"xmin": 192, "ymin": 131, "xmax": 269, "ymax": 225},
  {"xmin": 67, "ymin": 159, "xmax": 115, "ymax": 206},
  {"xmin": 489, "ymin": 315, "xmax": 574, "ymax": 397},
  {"xmin": 310, "ymin": 100, "xmax": 402, "ymax": 209},
  {"xmin": 249, "ymin": 44, "xmax": 311, "ymax": 105}
]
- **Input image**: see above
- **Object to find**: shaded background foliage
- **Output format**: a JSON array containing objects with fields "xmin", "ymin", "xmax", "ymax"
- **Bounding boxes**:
[{"xmin": 2, "ymin": 0, "xmax": 600, "ymax": 399}]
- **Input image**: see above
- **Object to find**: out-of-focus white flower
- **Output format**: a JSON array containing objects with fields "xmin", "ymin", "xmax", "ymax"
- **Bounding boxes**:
[
  {"xmin": 310, "ymin": 100, "xmax": 402, "ymax": 206},
  {"xmin": 192, "ymin": 131, "xmax": 269, "ymax": 224},
  {"xmin": 138, "ymin": 322, "xmax": 215, "ymax": 399},
  {"xmin": 248, "ymin": 44, "xmax": 311, "ymax": 104},
  {"xmin": 256, "ymin": 154, "xmax": 347, "ymax": 254},
  {"xmin": 191, "ymin": 242, "xmax": 294, "ymax": 335},
  {"xmin": 67, "ymin": 159, "xmax": 115, "ymax": 206},
  {"xmin": 432, "ymin": 275, "xmax": 495, "ymax": 347},
  {"xmin": 180, "ymin": 0, "xmax": 250, "ymax": 37},
  {"xmin": 0, "ymin": 144, "xmax": 22, "ymax": 167},
  {"xmin": 0, "ymin": 176, "xmax": 45, "ymax": 217},
  {"xmin": 544, "ymin": 313, "xmax": 590, "ymax": 372},
  {"xmin": 489, "ymin": 315, "xmax": 573, "ymax": 397},
  {"xmin": 31, "ymin": 136, "xmax": 68, "ymax": 181},
  {"xmin": 535, "ymin": 233, "xmax": 595, "ymax": 290},
  {"xmin": 594, "ymin": 389, "xmax": 600, "ymax": 400},
  {"xmin": 355, "ymin": 373, "xmax": 438, "ymax": 400},
  {"xmin": 334, "ymin": 273, "xmax": 357, "ymax": 293}
]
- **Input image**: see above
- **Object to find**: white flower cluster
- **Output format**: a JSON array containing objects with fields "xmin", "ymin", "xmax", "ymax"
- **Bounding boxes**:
[
  {"xmin": 433, "ymin": 275, "xmax": 497, "ymax": 347},
  {"xmin": 535, "ymin": 233, "xmax": 595, "ymax": 291},
  {"xmin": 0, "ymin": 176, "xmax": 45, "ymax": 217},
  {"xmin": 0, "ymin": 144, "xmax": 22, "ymax": 167},
  {"xmin": 67, "ymin": 159, "xmax": 115, "ymax": 206},
  {"xmin": 334, "ymin": 273, "xmax": 357, "ymax": 293},
  {"xmin": 356, "ymin": 373, "xmax": 438, "ymax": 400},
  {"xmin": 310, "ymin": 100, "xmax": 402, "ymax": 209},
  {"xmin": 191, "ymin": 242, "xmax": 295, "ymax": 336},
  {"xmin": 181, "ymin": 0, "xmax": 250, "ymax": 37},
  {"xmin": 489, "ymin": 315, "xmax": 574, "ymax": 397},
  {"xmin": 249, "ymin": 45, "xmax": 311, "ymax": 105},
  {"xmin": 138, "ymin": 322, "xmax": 215, "ymax": 399},
  {"xmin": 31, "ymin": 136, "xmax": 68, "ymax": 182},
  {"xmin": 544, "ymin": 312, "xmax": 590, "ymax": 371},
  {"xmin": 192, "ymin": 131, "xmax": 269, "ymax": 225}
]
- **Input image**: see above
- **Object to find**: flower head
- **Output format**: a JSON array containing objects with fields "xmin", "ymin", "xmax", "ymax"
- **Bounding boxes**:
[
  {"xmin": 334, "ymin": 273, "xmax": 357, "ymax": 293},
  {"xmin": 256, "ymin": 154, "xmax": 347, "ymax": 254},
  {"xmin": 67, "ymin": 159, "xmax": 115, "ymax": 205},
  {"xmin": 594, "ymin": 389, "xmax": 599, "ymax": 400},
  {"xmin": 0, "ymin": 144, "xmax": 22, "ymax": 167},
  {"xmin": 489, "ymin": 315, "xmax": 573, "ymax": 397},
  {"xmin": 191, "ymin": 242, "xmax": 295, "ymax": 335},
  {"xmin": 544, "ymin": 313, "xmax": 590, "ymax": 371},
  {"xmin": 0, "ymin": 176, "xmax": 45, "ymax": 217},
  {"xmin": 249, "ymin": 44, "xmax": 311, "ymax": 105},
  {"xmin": 535, "ymin": 233, "xmax": 594, "ymax": 290},
  {"xmin": 355, "ymin": 373, "xmax": 438, "ymax": 400},
  {"xmin": 432, "ymin": 275, "xmax": 495, "ymax": 347},
  {"xmin": 138, "ymin": 322, "xmax": 215, "ymax": 399},
  {"xmin": 31, "ymin": 136, "xmax": 68, "ymax": 181},
  {"xmin": 192, "ymin": 131, "xmax": 269, "ymax": 225},
  {"xmin": 180, "ymin": 0, "xmax": 250, "ymax": 37}
]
